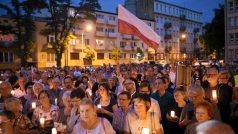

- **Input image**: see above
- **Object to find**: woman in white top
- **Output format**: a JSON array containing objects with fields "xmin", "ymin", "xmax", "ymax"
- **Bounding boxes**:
[
  {"xmin": 124, "ymin": 93, "xmax": 163, "ymax": 134},
  {"xmin": 72, "ymin": 98, "xmax": 115, "ymax": 134}
]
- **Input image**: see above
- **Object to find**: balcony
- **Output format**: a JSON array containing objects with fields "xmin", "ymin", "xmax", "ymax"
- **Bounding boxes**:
[
  {"xmin": 180, "ymin": 15, "xmax": 186, "ymax": 20},
  {"xmin": 164, "ymin": 34, "xmax": 172, "ymax": 40},
  {"xmin": 123, "ymin": 34, "xmax": 132, "ymax": 40},
  {"xmin": 74, "ymin": 29, "xmax": 83, "ymax": 35},
  {"xmin": 95, "ymin": 45, "xmax": 106, "ymax": 50},
  {"xmin": 70, "ymin": 44, "xmax": 82, "ymax": 50},
  {"xmin": 193, "ymin": 28, "xmax": 200, "ymax": 33},
  {"xmin": 180, "ymin": 26, "xmax": 186, "ymax": 32},
  {"xmin": 96, "ymin": 18, "xmax": 105, "ymax": 24},
  {"xmin": 180, "ymin": 47, "xmax": 186, "ymax": 53},
  {"xmin": 108, "ymin": 32, "xmax": 117, "ymax": 38},
  {"xmin": 132, "ymin": 35, "xmax": 140, "ymax": 40},
  {"xmin": 95, "ymin": 31, "xmax": 106, "ymax": 37},
  {"xmin": 107, "ymin": 20, "xmax": 117, "ymax": 25},
  {"xmin": 164, "ymin": 22, "xmax": 172, "ymax": 29}
]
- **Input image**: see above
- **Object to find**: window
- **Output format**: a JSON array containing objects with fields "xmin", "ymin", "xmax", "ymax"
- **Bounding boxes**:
[
  {"xmin": 109, "ymin": 16, "xmax": 115, "ymax": 21},
  {"xmin": 229, "ymin": 34, "xmax": 235, "ymax": 42},
  {"xmin": 120, "ymin": 53, "xmax": 126, "ymax": 59},
  {"xmin": 229, "ymin": 1, "xmax": 234, "ymax": 11},
  {"xmin": 96, "ymin": 39, "xmax": 104, "ymax": 46},
  {"xmin": 48, "ymin": 35, "xmax": 55, "ymax": 43},
  {"xmin": 96, "ymin": 27, "xmax": 103, "ymax": 32},
  {"xmin": 97, "ymin": 53, "xmax": 104, "ymax": 59},
  {"xmin": 96, "ymin": 14, "xmax": 104, "ymax": 19},
  {"xmin": 47, "ymin": 53, "xmax": 55, "ymax": 62},
  {"xmin": 70, "ymin": 52, "xmax": 79, "ymax": 60},
  {"xmin": 120, "ymin": 41, "xmax": 126, "ymax": 47},
  {"xmin": 156, "ymin": 3, "xmax": 158, "ymax": 11},
  {"xmin": 235, "ymin": 33, "xmax": 238, "ymax": 42},
  {"xmin": 130, "ymin": 53, "xmax": 136, "ymax": 59},
  {"xmin": 230, "ymin": 17, "xmax": 235, "ymax": 27},
  {"xmin": 0, "ymin": 52, "xmax": 14, "ymax": 63},
  {"xmin": 108, "ymin": 28, "xmax": 115, "ymax": 33},
  {"xmin": 85, "ymin": 39, "xmax": 90, "ymax": 45},
  {"xmin": 236, "ymin": 17, "xmax": 238, "ymax": 26},
  {"xmin": 236, "ymin": 1, "xmax": 238, "ymax": 10},
  {"xmin": 160, "ymin": 4, "xmax": 162, "ymax": 12}
]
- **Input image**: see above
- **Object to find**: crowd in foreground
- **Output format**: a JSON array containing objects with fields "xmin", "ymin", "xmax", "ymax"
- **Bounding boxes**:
[{"xmin": 0, "ymin": 62, "xmax": 237, "ymax": 134}]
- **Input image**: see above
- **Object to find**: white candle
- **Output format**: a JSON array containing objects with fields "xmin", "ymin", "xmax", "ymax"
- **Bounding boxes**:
[
  {"xmin": 171, "ymin": 111, "xmax": 175, "ymax": 117},
  {"xmin": 40, "ymin": 118, "xmax": 45, "ymax": 128},
  {"xmin": 32, "ymin": 102, "xmax": 36, "ymax": 109},
  {"xmin": 55, "ymin": 98, "xmax": 58, "ymax": 105},
  {"xmin": 52, "ymin": 128, "xmax": 57, "ymax": 134},
  {"xmin": 212, "ymin": 90, "xmax": 217, "ymax": 99},
  {"xmin": 10, "ymin": 90, "xmax": 15, "ymax": 96},
  {"xmin": 142, "ymin": 128, "xmax": 150, "ymax": 134},
  {"xmin": 97, "ymin": 104, "xmax": 101, "ymax": 109}
]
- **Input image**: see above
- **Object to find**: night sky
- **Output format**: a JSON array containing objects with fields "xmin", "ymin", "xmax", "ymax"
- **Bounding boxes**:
[{"xmin": 97, "ymin": 0, "xmax": 224, "ymax": 23}]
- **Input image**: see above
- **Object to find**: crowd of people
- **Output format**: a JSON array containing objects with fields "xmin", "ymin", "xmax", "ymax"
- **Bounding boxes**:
[{"xmin": 0, "ymin": 62, "xmax": 236, "ymax": 134}]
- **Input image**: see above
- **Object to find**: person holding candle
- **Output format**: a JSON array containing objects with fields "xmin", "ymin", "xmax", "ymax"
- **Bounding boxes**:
[
  {"xmin": 166, "ymin": 87, "xmax": 187, "ymax": 134},
  {"xmin": 94, "ymin": 82, "xmax": 118, "ymax": 123},
  {"xmin": 72, "ymin": 98, "xmax": 115, "ymax": 134},
  {"xmin": 4, "ymin": 98, "xmax": 38, "ymax": 134},
  {"xmin": 179, "ymin": 85, "xmax": 221, "ymax": 128},
  {"xmin": 49, "ymin": 77, "xmax": 64, "ymax": 106},
  {"xmin": 123, "ymin": 93, "xmax": 163, "ymax": 134},
  {"xmin": 0, "ymin": 81, "xmax": 14, "ymax": 109},
  {"xmin": 32, "ymin": 90, "xmax": 59, "ymax": 130},
  {"xmin": 184, "ymin": 101, "xmax": 215, "ymax": 134}
]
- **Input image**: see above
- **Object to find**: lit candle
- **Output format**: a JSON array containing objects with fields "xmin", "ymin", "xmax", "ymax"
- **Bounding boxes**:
[
  {"xmin": 142, "ymin": 128, "xmax": 150, "ymax": 134},
  {"xmin": 52, "ymin": 128, "xmax": 57, "ymax": 134},
  {"xmin": 170, "ymin": 111, "xmax": 175, "ymax": 118},
  {"xmin": 97, "ymin": 104, "xmax": 101, "ymax": 109},
  {"xmin": 40, "ymin": 118, "xmax": 45, "ymax": 128},
  {"xmin": 32, "ymin": 102, "xmax": 36, "ymax": 109},
  {"xmin": 55, "ymin": 98, "xmax": 58, "ymax": 105},
  {"xmin": 10, "ymin": 90, "xmax": 15, "ymax": 96},
  {"xmin": 212, "ymin": 90, "xmax": 217, "ymax": 99}
]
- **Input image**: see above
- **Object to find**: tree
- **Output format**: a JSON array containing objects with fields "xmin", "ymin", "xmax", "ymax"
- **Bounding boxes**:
[
  {"xmin": 110, "ymin": 47, "xmax": 121, "ymax": 61},
  {"xmin": 84, "ymin": 45, "xmax": 96, "ymax": 61},
  {"xmin": 0, "ymin": 0, "xmax": 47, "ymax": 66},
  {"xmin": 136, "ymin": 47, "xmax": 144, "ymax": 61},
  {"xmin": 199, "ymin": 4, "xmax": 224, "ymax": 60},
  {"xmin": 41, "ymin": 0, "xmax": 100, "ymax": 67}
]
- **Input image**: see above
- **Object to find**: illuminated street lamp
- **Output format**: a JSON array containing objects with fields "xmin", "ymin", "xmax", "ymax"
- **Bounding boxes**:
[
  {"xmin": 178, "ymin": 33, "xmax": 186, "ymax": 61},
  {"xmin": 81, "ymin": 23, "xmax": 93, "ymax": 62}
]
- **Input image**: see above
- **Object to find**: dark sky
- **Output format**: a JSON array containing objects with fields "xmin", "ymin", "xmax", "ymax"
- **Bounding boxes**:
[{"xmin": 98, "ymin": 0, "xmax": 224, "ymax": 23}]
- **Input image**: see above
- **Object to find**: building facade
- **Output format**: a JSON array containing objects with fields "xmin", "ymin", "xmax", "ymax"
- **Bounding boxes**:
[
  {"xmin": 225, "ymin": 0, "xmax": 238, "ymax": 64},
  {"xmin": 124, "ymin": 0, "xmax": 203, "ymax": 63}
]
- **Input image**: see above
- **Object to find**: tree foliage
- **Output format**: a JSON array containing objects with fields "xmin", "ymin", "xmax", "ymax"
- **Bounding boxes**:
[
  {"xmin": 0, "ymin": 0, "xmax": 47, "ymax": 66},
  {"xmin": 110, "ymin": 47, "xmax": 121, "ymax": 61},
  {"xmin": 198, "ymin": 4, "xmax": 224, "ymax": 60},
  {"xmin": 136, "ymin": 47, "xmax": 144, "ymax": 61},
  {"xmin": 41, "ymin": 0, "xmax": 100, "ymax": 67},
  {"xmin": 84, "ymin": 45, "xmax": 95, "ymax": 61}
]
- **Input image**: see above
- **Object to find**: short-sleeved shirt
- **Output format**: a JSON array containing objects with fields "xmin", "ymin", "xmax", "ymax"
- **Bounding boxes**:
[
  {"xmin": 94, "ymin": 96, "xmax": 117, "ymax": 123},
  {"xmin": 32, "ymin": 105, "xmax": 59, "ymax": 126},
  {"xmin": 123, "ymin": 110, "xmax": 161, "ymax": 134},
  {"xmin": 112, "ymin": 107, "xmax": 132, "ymax": 132},
  {"xmin": 72, "ymin": 118, "xmax": 115, "ymax": 134},
  {"xmin": 14, "ymin": 114, "xmax": 34, "ymax": 130}
]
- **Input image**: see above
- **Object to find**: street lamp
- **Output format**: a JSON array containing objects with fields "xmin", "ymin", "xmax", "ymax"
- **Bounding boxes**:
[
  {"xmin": 178, "ymin": 33, "xmax": 186, "ymax": 61},
  {"xmin": 81, "ymin": 24, "xmax": 93, "ymax": 62}
]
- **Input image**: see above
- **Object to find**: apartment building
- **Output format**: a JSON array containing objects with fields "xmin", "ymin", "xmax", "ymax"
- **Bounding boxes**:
[{"xmin": 225, "ymin": 0, "xmax": 238, "ymax": 64}]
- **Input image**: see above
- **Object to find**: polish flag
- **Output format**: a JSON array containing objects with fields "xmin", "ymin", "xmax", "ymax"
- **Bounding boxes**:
[{"xmin": 118, "ymin": 4, "xmax": 160, "ymax": 51}]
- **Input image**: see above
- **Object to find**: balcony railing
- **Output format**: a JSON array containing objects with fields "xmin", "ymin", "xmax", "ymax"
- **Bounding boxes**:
[
  {"xmin": 95, "ymin": 31, "xmax": 106, "ymax": 37},
  {"xmin": 108, "ymin": 32, "xmax": 117, "ymax": 38},
  {"xmin": 123, "ymin": 34, "xmax": 132, "ymax": 40},
  {"xmin": 164, "ymin": 34, "xmax": 172, "ymax": 40},
  {"xmin": 96, "ymin": 18, "xmax": 105, "ymax": 24},
  {"xmin": 107, "ymin": 20, "xmax": 117, "ymax": 25},
  {"xmin": 180, "ymin": 15, "xmax": 186, "ymax": 20},
  {"xmin": 164, "ymin": 22, "xmax": 172, "ymax": 29},
  {"xmin": 180, "ymin": 26, "xmax": 186, "ymax": 32}
]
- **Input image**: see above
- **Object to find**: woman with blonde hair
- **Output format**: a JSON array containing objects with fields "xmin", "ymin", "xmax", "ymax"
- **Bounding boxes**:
[{"xmin": 72, "ymin": 98, "xmax": 115, "ymax": 134}]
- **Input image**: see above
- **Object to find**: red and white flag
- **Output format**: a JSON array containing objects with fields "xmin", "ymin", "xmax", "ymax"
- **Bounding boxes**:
[{"xmin": 118, "ymin": 4, "xmax": 160, "ymax": 51}]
